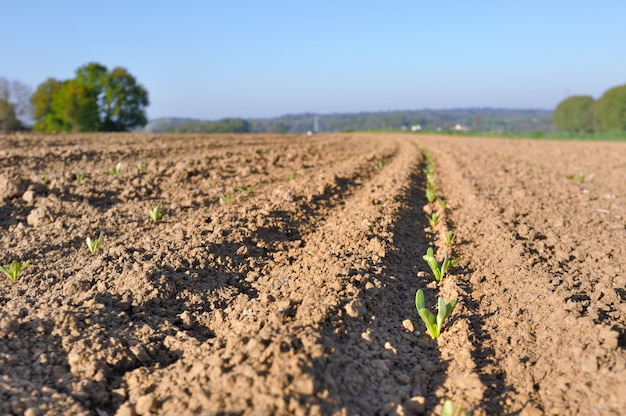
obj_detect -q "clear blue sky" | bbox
[2,1,625,120]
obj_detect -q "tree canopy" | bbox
[553,96,594,132]
[0,98,20,131]
[553,84,626,133]
[31,63,149,132]
[594,84,626,132]
[0,76,32,131]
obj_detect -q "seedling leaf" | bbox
[424,248,460,282]
[426,213,440,227]
[149,204,163,223]
[86,232,104,254]
[0,259,31,282]
[444,231,456,247]
[219,194,233,205]
[418,307,439,338]
[426,187,436,203]
[415,289,457,339]
[109,162,122,175]
[422,247,442,281]
[415,288,426,310]
[437,297,447,329]
[442,399,470,416]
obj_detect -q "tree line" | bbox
[0,62,148,132]
[147,108,554,134]
[554,84,626,133]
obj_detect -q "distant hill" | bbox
[143,108,554,134]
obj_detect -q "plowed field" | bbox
[1,133,625,415]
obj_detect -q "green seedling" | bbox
[426,213,440,227]
[439,199,448,210]
[39,176,50,186]
[287,170,307,180]
[566,173,585,183]
[137,164,147,173]
[219,194,233,205]
[426,187,437,204]
[375,160,384,170]
[415,289,456,339]
[149,204,163,223]
[75,172,85,181]
[423,247,460,282]
[0,260,31,282]
[444,230,456,247]
[109,162,122,175]
[235,185,255,193]
[86,232,104,254]
[442,399,471,416]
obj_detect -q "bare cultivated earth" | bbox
[0,133,624,415]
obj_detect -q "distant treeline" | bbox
[165,118,251,133]
[554,84,626,133]
[147,108,554,134]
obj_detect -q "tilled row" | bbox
[420,136,626,415]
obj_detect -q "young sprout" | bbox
[566,173,585,183]
[442,399,471,416]
[39,176,50,186]
[439,199,448,210]
[426,213,440,227]
[426,175,436,189]
[219,194,233,205]
[137,164,147,174]
[86,232,104,254]
[287,172,298,180]
[426,187,437,204]
[109,162,122,175]
[422,247,460,282]
[149,204,163,223]
[444,230,456,247]
[375,160,384,170]
[415,289,456,339]
[75,172,86,181]
[0,260,31,282]
[235,185,255,193]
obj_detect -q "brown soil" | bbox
[0,133,625,416]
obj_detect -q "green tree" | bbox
[31,63,149,132]
[59,80,100,131]
[31,78,65,131]
[0,76,32,130]
[101,67,149,131]
[594,84,626,132]
[0,98,20,131]
[553,95,595,132]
